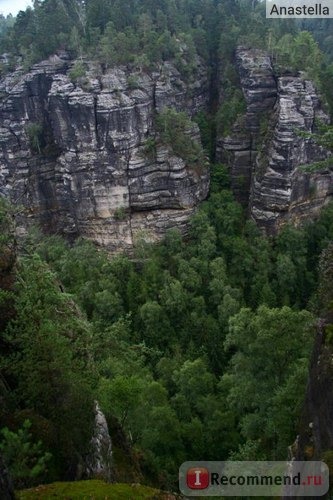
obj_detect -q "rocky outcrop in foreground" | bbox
[0,55,209,251]
[291,244,333,477]
[86,402,113,482]
[218,47,333,232]
[294,321,333,461]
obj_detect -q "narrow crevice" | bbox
[125,150,134,247]
[152,78,157,112]
[204,4,223,163]
[207,50,220,162]
[8,127,21,148]
[93,94,99,147]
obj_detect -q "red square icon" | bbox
[187,467,209,490]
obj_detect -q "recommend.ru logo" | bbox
[179,461,329,496]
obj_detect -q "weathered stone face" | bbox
[235,48,277,132]
[293,320,333,463]
[252,76,332,231]
[217,47,333,232]
[0,55,209,252]
[216,48,278,205]
[2,48,331,244]
[86,401,113,482]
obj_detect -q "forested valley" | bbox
[0,0,333,497]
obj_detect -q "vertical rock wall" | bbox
[86,402,113,482]
[217,47,333,232]
[0,54,209,252]
[1,48,332,244]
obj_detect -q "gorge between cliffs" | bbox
[1,2,333,497]
[0,46,332,251]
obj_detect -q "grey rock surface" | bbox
[86,401,113,482]
[0,54,209,251]
[252,76,332,231]
[217,47,333,231]
[217,48,277,205]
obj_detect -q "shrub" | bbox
[25,123,43,154]
[114,207,127,221]
[127,75,139,90]
[156,108,207,169]
[68,61,86,83]
[0,420,51,489]
[142,137,156,158]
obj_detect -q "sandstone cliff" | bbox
[288,243,333,493]
[1,48,332,247]
[0,54,209,251]
[217,47,333,232]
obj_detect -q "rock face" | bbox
[217,48,278,205]
[294,321,333,461]
[217,47,333,232]
[0,54,209,251]
[1,48,331,243]
[290,244,333,480]
[285,319,333,500]
[86,401,113,481]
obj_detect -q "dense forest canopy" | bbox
[0,0,333,495]
[0,0,332,116]
[1,178,333,489]
[0,0,331,72]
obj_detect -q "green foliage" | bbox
[210,164,231,192]
[223,306,314,458]
[1,1,333,490]
[272,31,323,84]
[324,324,333,346]
[113,207,127,221]
[216,89,246,136]
[1,253,95,477]
[2,193,333,490]
[229,440,266,461]
[298,123,333,172]
[194,111,215,160]
[0,198,15,337]
[0,14,15,37]
[127,75,139,90]
[292,31,322,77]
[318,62,333,117]
[0,420,51,489]
[156,108,207,169]
[142,137,157,159]
[0,197,13,247]
[17,480,170,499]
[68,61,86,83]
[0,0,330,121]
[300,122,333,147]
[25,123,43,154]
[316,242,333,315]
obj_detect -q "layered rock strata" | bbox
[217,47,333,232]
[0,54,209,251]
[217,48,277,205]
[252,76,332,231]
